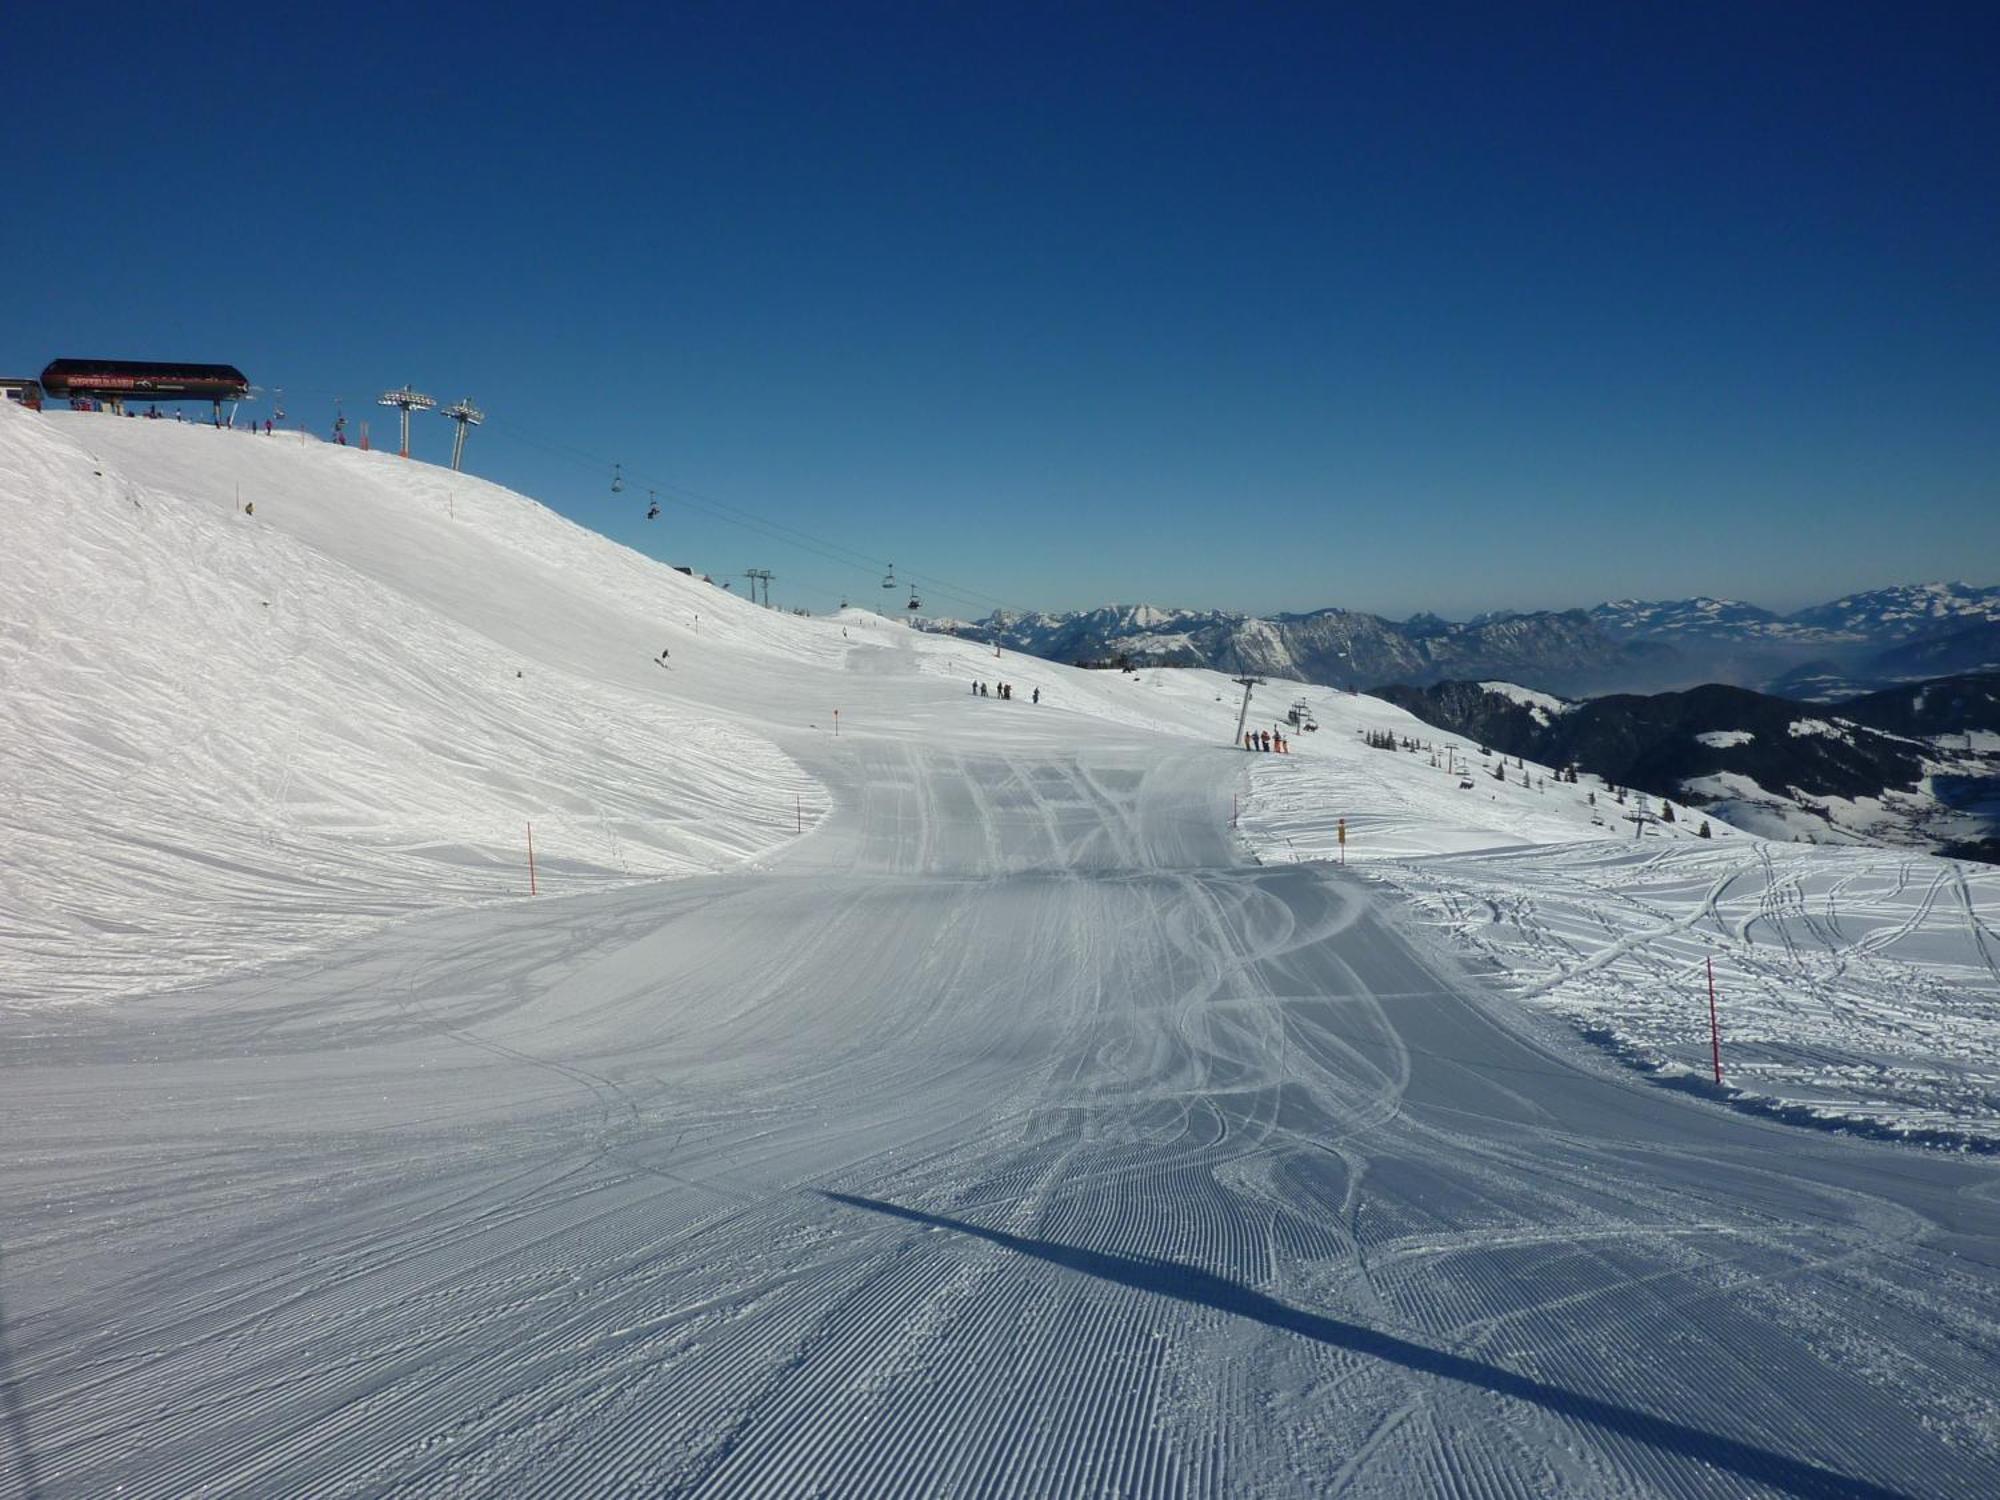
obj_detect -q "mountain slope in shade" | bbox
[1374,677,2000,856]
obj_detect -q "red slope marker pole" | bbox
[527,821,538,897]
[1707,955,1722,1085]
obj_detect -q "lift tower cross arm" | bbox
[377,386,436,459]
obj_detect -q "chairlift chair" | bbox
[611,463,624,494]
[882,563,897,590]
[907,590,921,610]
[645,488,659,520]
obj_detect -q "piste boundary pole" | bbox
[1707,955,1722,1084]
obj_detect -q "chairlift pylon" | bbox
[611,463,624,494]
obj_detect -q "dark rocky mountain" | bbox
[1372,677,1999,860]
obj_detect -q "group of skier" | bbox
[1244,728,1289,753]
[974,680,1037,704]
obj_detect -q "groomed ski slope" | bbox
[1238,707,2000,1148]
[4,407,2000,1498]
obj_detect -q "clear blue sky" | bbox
[6,2,1995,621]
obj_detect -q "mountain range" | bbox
[927,582,2000,699]
[1373,672,2000,862]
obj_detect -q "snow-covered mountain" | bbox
[1588,596,1788,641]
[934,582,2000,699]
[1788,581,2000,640]
[1593,584,2000,645]
[927,603,1670,695]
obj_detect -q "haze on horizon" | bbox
[5,3,1995,621]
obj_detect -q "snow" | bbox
[1695,729,1755,748]
[1477,680,1570,725]
[5,404,2000,1498]
[0,407,823,1005]
[1789,717,1849,739]
[1237,708,2000,1147]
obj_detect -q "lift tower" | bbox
[377,385,436,459]
[1231,675,1265,749]
[440,398,483,472]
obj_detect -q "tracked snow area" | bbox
[1238,689,2000,1147]
[4,408,2000,1498]
[0,406,822,1005]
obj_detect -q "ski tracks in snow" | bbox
[5,737,2000,1495]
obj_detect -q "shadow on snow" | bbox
[824,1192,1910,1500]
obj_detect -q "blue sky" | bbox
[5,2,1995,620]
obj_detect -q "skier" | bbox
[1031,687,1039,705]
[1244,731,1256,751]
[646,502,660,520]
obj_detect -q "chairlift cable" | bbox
[476,415,1027,616]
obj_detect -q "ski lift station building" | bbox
[40,357,249,417]
[1,376,44,409]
